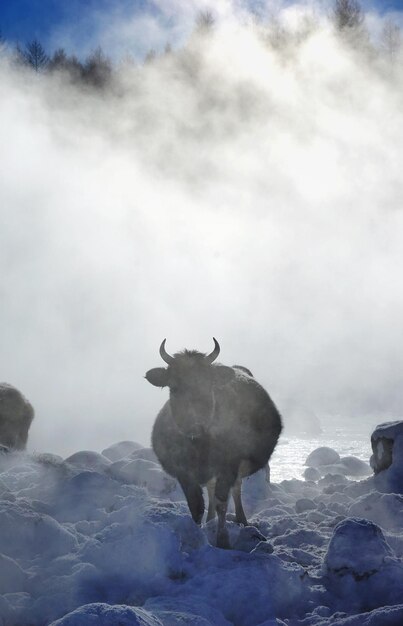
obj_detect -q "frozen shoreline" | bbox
[0,430,402,626]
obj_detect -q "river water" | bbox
[269,417,378,482]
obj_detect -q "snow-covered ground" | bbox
[1,424,403,626]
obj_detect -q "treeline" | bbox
[0,0,402,90]
[10,42,113,88]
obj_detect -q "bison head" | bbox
[145,338,235,438]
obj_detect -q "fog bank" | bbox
[1,10,403,455]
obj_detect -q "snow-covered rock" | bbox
[324,517,403,611]
[241,466,271,512]
[232,526,268,552]
[102,441,144,462]
[318,473,348,487]
[370,422,403,472]
[295,498,317,513]
[174,547,308,625]
[129,447,159,463]
[370,421,403,493]
[348,492,403,532]
[303,467,321,482]
[312,604,403,625]
[64,451,111,471]
[108,458,177,495]
[339,456,371,477]
[324,517,393,575]
[0,499,78,559]
[49,603,163,626]
[0,553,27,594]
[143,596,232,626]
[305,447,340,468]
[273,527,326,549]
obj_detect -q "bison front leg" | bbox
[214,469,238,549]
[178,476,205,525]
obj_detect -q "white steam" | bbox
[1,7,403,455]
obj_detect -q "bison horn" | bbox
[159,339,174,365]
[206,337,220,363]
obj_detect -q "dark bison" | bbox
[146,338,282,548]
[0,383,35,450]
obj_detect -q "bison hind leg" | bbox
[232,476,248,526]
[206,478,216,522]
[214,466,240,549]
[232,459,262,526]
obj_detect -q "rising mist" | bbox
[1,4,403,455]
